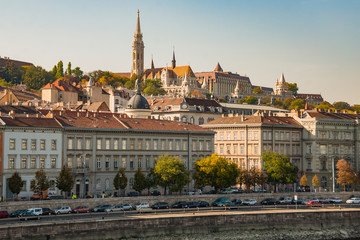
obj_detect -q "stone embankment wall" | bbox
[1,210,360,239]
[0,191,356,213]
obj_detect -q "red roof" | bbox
[0,116,62,128]
[204,115,301,126]
[306,111,360,120]
[42,79,80,93]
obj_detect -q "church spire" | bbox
[151,55,154,69]
[172,47,176,69]
[136,9,141,34]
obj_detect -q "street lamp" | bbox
[83,155,86,198]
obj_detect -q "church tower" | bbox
[131,10,144,77]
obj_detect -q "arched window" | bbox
[115,99,119,105]
[198,117,204,125]
[190,117,195,124]
[96,179,101,190]
[181,116,187,122]
[105,179,110,191]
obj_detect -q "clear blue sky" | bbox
[1,0,359,104]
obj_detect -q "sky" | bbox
[1,0,359,104]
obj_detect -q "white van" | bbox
[27,208,43,216]
[135,202,150,210]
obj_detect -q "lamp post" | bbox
[332,157,335,192]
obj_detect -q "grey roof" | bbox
[127,94,150,109]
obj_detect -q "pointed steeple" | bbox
[214,62,223,72]
[136,9,141,34]
[280,73,285,84]
[151,55,154,69]
[182,73,188,86]
[234,80,239,94]
[201,76,208,89]
[304,101,309,110]
[172,47,176,69]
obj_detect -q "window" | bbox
[68,138,73,149]
[122,156,126,168]
[130,139,135,150]
[292,132,296,141]
[105,157,110,169]
[227,132,231,140]
[275,132,279,140]
[181,116,187,122]
[240,145,244,154]
[280,132,284,141]
[254,132,258,141]
[97,157,101,169]
[51,157,56,168]
[233,132,237,140]
[219,145,223,154]
[220,132,224,140]
[198,117,204,125]
[306,144,312,154]
[9,157,15,169]
[30,157,36,168]
[113,139,119,150]
[77,139,82,149]
[40,157,45,169]
[320,145,327,155]
[138,156,142,169]
[122,139,127,149]
[286,132,290,141]
[21,156,27,168]
[263,132,267,141]
[254,145,258,154]
[9,139,15,150]
[226,145,231,154]
[76,156,82,168]
[138,139,143,150]
[161,140,165,150]
[192,141,197,151]
[114,157,118,169]
[85,138,91,149]
[183,140,187,150]
[168,140,173,150]
[67,157,72,168]
[248,132,252,140]
[240,132,244,141]
[154,140,158,150]
[22,139,27,150]
[31,139,36,150]
[307,159,311,170]
[105,139,110,150]
[176,140,180,150]
[97,139,102,150]
[206,141,210,151]
[268,132,272,140]
[130,157,134,169]
[146,156,150,169]
[199,141,203,151]
[190,117,195,124]
[145,139,150,150]
[115,99,119,105]
[39,139,45,150]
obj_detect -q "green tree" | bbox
[132,168,146,194]
[274,98,283,107]
[238,99,244,104]
[113,167,128,196]
[244,95,258,105]
[8,172,24,198]
[23,66,55,90]
[312,174,320,191]
[286,82,298,96]
[353,105,360,112]
[145,168,159,195]
[72,67,84,79]
[154,154,190,195]
[289,99,306,109]
[56,61,64,79]
[66,62,72,75]
[300,174,308,187]
[336,159,359,191]
[125,78,136,90]
[0,77,15,87]
[333,101,351,111]
[262,151,298,190]
[143,78,166,96]
[30,170,50,199]
[317,101,333,110]
[51,65,57,76]
[283,97,294,109]
[88,70,104,84]
[253,87,263,94]
[56,166,74,198]
[194,154,239,192]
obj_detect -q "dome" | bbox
[127,93,150,109]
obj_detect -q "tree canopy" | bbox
[336,159,359,191]
[113,167,128,195]
[23,66,55,90]
[333,101,351,111]
[56,166,74,196]
[154,154,190,195]
[244,95,258,105]
[194,154,239,192]
[312,174,320,189]
[8,172,24,197]
[262,151,298,186]
[289,99,306,110]
[132,168,146,194]
[253,87,263,94]
[30,170,50,196]
[300,174,308,187]
[282,98,293,109]
[286,82,298,96]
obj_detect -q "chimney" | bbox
[9,110,15,119]
[240,115,244,122]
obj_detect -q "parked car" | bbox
[172,201,189,208]
[54,206,72,214]
[232,199,243,206]
[205,190,217,195]
[302,198,319,205]
[151,190,161,196]
[197,201,210,207]
[72,206,90,213]
[330,197,343,203]
[346,198,360,204]
[277,197,292,205]
[223,201,236,208]
[41,208,54,215]
[0,211,9,218]
[187,202,200,208]
[152,202,169,209]
[188,189,202,195]
[91,205,104,212]
[116,203,133,211]
[18,211,40,221]
[127,191,139,197]
[318,197,330,204]
[99,205,114,212]
[27,208,43,216]
[212,198,230,207]
[242,199,257,206]
[261,198,277,205]
[306,200,322,207]
[291,198,303,205]
[135,202,150,210]
[10,209,27,217]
